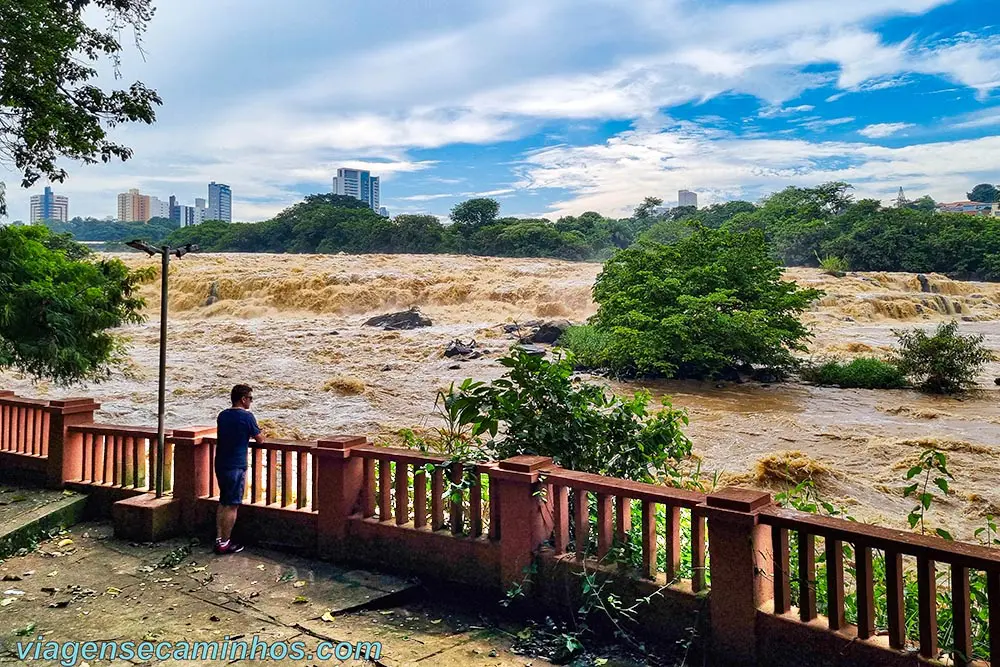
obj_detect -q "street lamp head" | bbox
[126,239,157,256]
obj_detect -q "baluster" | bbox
[855,546,875,639]
[597,493,613,559]
[431,466,444,530]
[282,450,293,507]
[917,557,938,659]
[80,432,90,483]
[0,404,7,451]
[553,485,569,554]
[988,569,1000,666]
[394,461,409,526]
[131,436,140,488]
[102,435,112,484]
[413,466,427,528]
[120,435,129,487]
[826,538,845,631]
[641,500,657,579]
[92,433,103,483]
[573,489,589,559]
[31,409,41,455]
[469,471,483,537]
[297,451,308,509]
[772,527,791,614]
[615,496,631,546]
[266,449,277,505]
[362,457,376,518]
[112,435,121,486]
[665,505,681,582]
[798,532,817,622]
[692,511,707,593]
[250,447,261,503]
[16,406,24,453]
[449,463,463,535]
[378,457,391,521]
[952,565,972,667]
[207,443,216,496]
[40,412,50,457]
[488,473,500,540]
[886,550,906,649]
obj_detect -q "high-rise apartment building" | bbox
[148,196,171,220]
[208,182,232,222]
[29,186,69,223]
[678,190,698,208]
[117,188,151,222]
[332,168,380,212]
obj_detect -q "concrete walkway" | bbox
[0,521,556,667]
[0,487,86,559]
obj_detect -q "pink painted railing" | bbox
[350,444,499,540]
[544,467,709,592]
[760,507,1000,666]
[202,436,317,511]
[69,424,170,492]
[0,394,51,457]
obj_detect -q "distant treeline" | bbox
[39,184,1000,279]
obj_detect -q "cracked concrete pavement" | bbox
[0,521,554,667]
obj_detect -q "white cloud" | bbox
[796,117,857,132]
[759,104,816,118]
[859,122,914,138]
[517,123,1000,218]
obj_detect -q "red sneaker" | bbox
[214,540,244,555]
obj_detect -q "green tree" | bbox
[0,225,150,384]
[967,184,999,203]
[0,0,161,215]
[906,195,937,212]
[632,196,663,221]
[450,198,500,231]
[586,226,822,378]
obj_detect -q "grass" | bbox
[556,325,615,370]
[800,357,908,389]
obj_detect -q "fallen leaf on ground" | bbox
[105,587,122,597]
[321,611,335,622]
[256,564,265,570]
[57,539,73,548]
[190,566,207,572]
[1,598,15,606]
[47,571,58,577]
[293,580,306,588]
[430,619,442,624]
[293,596,308,604]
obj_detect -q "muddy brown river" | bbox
[4,253,999,541]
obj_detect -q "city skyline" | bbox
[0,0,998,222]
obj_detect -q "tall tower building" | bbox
[332,168,380,212]
[208,182,232,222]
[678,190,698,208]
[29,186,69,223]
[117,188,151,222]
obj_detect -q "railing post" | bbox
[315,436,367,559]
[171,426,216,528]
[44,398,100,488]
[703,488,774,667]
[494,456,554,590]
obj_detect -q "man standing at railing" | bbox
[214,384,264,554]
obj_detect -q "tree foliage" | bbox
[445,349,693,483]
[584,226,822,379]
[968,184,999,203]
[892,321,994,394]
[0,225,150,384]
[0,0,162,214]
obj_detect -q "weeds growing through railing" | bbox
[773,450,994,662]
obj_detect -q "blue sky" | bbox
[2,0,999,222]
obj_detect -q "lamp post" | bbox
[126,240,199,498]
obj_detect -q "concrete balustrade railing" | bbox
[1,388,998,666]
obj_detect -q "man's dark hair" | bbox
[231,384,252,405]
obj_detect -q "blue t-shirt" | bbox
[215,408,260,470]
